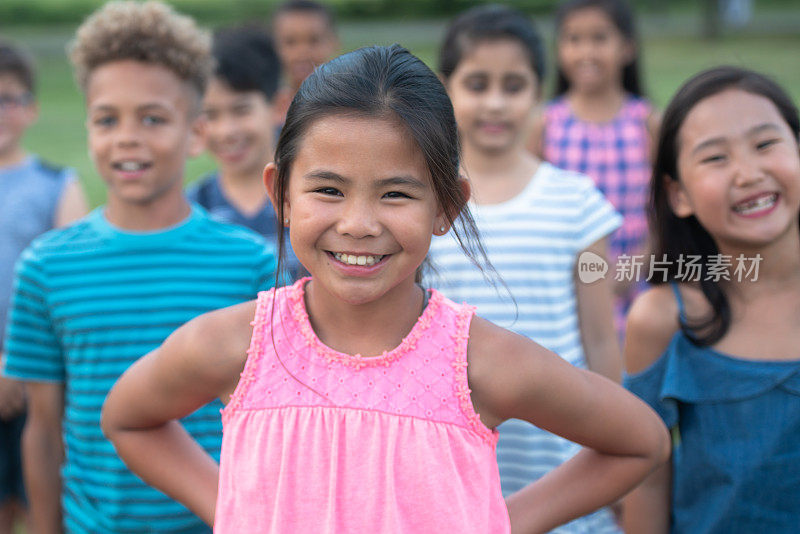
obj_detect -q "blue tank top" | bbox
[624,283,800,533]
[0,156,73,346]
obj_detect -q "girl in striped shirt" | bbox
[430,4,625,533]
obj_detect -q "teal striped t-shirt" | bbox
[3,205,277,533]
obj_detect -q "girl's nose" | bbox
[484,87,506,111]
[733,155,766,188]
[336,199,381,238]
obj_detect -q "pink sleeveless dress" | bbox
[214,278,510,533]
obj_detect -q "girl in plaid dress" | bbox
[529,0,660,339]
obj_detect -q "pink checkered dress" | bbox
[543,95,653,335]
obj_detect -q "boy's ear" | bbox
[665,176,693,218]
[187,115,206,158]
[434,176,471,236]
[263,162,289,226]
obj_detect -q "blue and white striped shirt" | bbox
[3,205,276,533]
[426,162,622,534]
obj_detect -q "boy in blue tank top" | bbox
[187,26,303,280]
[0,39,88,532]
[2,3,277,533]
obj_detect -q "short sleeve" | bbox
[253,242,279,293]
[623,353,678,429]
[574,178,622,252]
[3,247,64,382]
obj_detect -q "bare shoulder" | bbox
[467,315,550,373]
[467,315,556,427]
[624,285,680,374]
[162,299,258,393]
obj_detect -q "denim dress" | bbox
[624,283,800,534]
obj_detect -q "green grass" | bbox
[6,15,800,208]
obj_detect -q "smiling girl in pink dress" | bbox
[101,44,668,533]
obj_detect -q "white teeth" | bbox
[118,161,145,171]
[333,252,383,266]
[734,193,777,215]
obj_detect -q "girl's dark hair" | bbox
[554,0,643,97]
[212,26,280,101]
[651,66,800,345]
[272,44,487,283]
[438,4,546,86]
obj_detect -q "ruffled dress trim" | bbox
[222,289,274,422]
[625,331,800,430]
[662,335,800,402]
[450,303,498,445]
[287,277,440,370]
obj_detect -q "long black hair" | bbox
[554,0,644,97]
[271,43,488,283]
[651,66,800,345]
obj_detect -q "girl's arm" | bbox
[467,315,670,534]
[101,301,256,525]
[621,286,681,534]
[575,237,622,382]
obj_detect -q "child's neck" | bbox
[0,146,27,168]
[567,85,626,123]
[303,278,425,357]
[461,143,540,205]
[218,168,270,216]
[719,229,800,295]
[709,231,800,361]
[105,188,192,232]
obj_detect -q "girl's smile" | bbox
[731,192,780,218]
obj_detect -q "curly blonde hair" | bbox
[69,1,212,103]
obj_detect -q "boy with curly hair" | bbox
[2,2,276,532]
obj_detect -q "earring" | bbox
[284,218,289,225]
[439,225,446,233]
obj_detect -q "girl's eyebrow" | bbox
[376,176,428,191]
[691,123,783,155]
[303,170,346,183]
[303,170,427,191]
[746,122,783,136]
